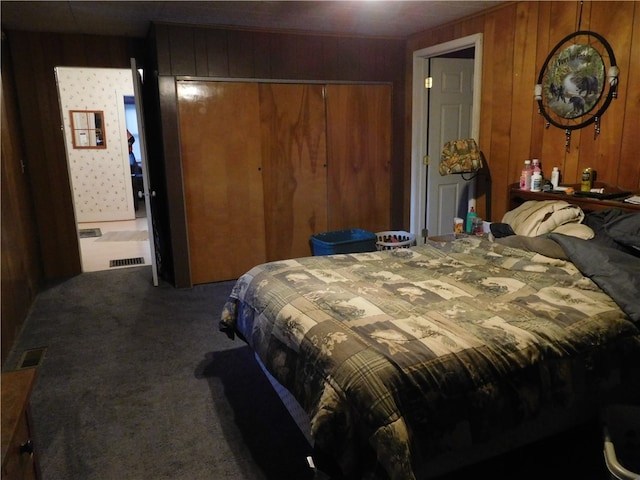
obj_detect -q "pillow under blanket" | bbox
[502,200,589,237]
[494,234,569,260]
[583,208,640,257]
[550,233,640,323]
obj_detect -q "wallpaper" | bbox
[56,67,135,222]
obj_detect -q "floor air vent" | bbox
[18,347,47,369]
[79,228,102,238]
[110,257,145,267]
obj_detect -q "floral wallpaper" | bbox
[56,67,135,222]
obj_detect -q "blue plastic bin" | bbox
[311,229,377,256]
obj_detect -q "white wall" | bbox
[56,67,135,222]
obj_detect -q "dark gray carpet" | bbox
[3,266,315,480]
[3,266,613,480]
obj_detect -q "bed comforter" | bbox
[220,235,640,479]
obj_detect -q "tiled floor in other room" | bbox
[78,212,151,273]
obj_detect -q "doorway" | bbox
[410,34,483,241]
[55,67,151,272]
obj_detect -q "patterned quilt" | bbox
[220,236,640,479]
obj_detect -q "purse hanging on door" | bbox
[439,138,483,175]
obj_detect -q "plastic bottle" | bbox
[531,170,542,192]
[520,160,532,190]
[465,206,478,234]
[551,167,560,189]
[532,158,542,176]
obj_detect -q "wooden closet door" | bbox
[325,84,392,233]
[177,81,266,284]
[258,83,328,260]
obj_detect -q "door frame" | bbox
[410,33,483,243]
[55,66,156,279]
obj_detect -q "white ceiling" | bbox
[1,1,506,39]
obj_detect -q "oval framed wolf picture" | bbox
[537,30,617,131]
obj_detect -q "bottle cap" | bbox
[524,160,531,164]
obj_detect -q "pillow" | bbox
[502,200,585,236]
[552,223,595,240]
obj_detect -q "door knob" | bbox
[20,440,33,454]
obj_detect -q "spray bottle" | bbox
[466,206,478,234]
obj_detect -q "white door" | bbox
[426,57,474,236]
[410,34,483,243]
[131,58,159,286]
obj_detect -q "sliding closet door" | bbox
[177,81,266,284]
[325,84,392,233]
[258,83,328,260]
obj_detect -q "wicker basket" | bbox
[375,231,416,251]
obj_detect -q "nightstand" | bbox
[1,368,40,480]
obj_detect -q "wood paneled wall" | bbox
[150,24,406,287]
[1,36,43,366]
[406,1,640,223]
[5,31,143,279]
[5,1,638,293]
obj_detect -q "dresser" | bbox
[1,368,40,480]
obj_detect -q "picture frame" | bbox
[536,31,617,132]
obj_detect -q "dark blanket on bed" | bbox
[550,233,640,322]
[220,236,640,479]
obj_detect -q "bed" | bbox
[220,205,640,479]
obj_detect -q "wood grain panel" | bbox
[326,84,391,232]
[152,24,172,74]
[1,41,42,366]
[227,30,256,78]
[335,37,375,81]
[204,29,229,77]
[259,84,328,260]
[539,1,581,182]
[585,2,635,186]
[168,26,196,75]
[296,35,330,80]
[178,81,266,284]
[16,33,79,279]
[509,2,539,200]
[478,13,497,217]
[252,32,274,79]
[193,28,210,77]
[484,6,516,221]
[530,1,552,176]
[618,2,640,190]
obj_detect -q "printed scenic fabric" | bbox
[220,236,640,479]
